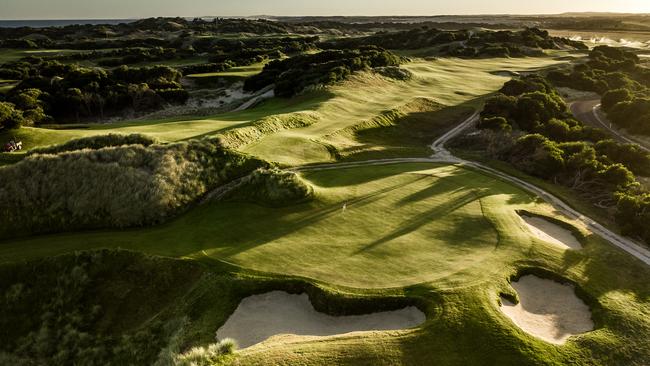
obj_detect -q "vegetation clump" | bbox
[324,27,586,57]
[28,133,158,155]
[220,168,314,206]
[0,250,203,366]
[243,47,403,97]
[1,61,188,123]
[174,338,237,366]
[215,112,320,149]
[0,137,268,236]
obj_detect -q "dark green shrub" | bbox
[29,133,158,155]
[0,101,25,130]
[478,116,511,132]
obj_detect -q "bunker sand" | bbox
[216,291,426,348]
[500,275,594,345]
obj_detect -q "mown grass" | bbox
[187,63,266,80]
[1,162,648,365]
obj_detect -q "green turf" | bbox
[187,63,266,79]
[1,162,649,365]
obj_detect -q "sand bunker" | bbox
[216,291,425,348]
[500,275,594,345]
[521,215,582,250]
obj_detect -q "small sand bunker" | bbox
[521,215,582,250]
[216,291,425,348]
[500,275,594,345]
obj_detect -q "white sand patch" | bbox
[521,215,582,250]
[500,275,594,345]
[216,291,425,348]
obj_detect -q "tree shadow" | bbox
[357,188,490,253]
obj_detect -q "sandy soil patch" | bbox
[216,291,425,348]
[500,275,594,345]
[521,215,582,250]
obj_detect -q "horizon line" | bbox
[1,11,649,22]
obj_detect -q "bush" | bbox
[0,101,25,130]
[174,338,237,366]
[219,168,314,207]
[29,133,158,155]
[616,192,650,243]
[478,116,511,132]
[507,134,565,178]
[602,88,633,111]
[244,47,403,97]
[0,138,268,236]
[0,250,203,366]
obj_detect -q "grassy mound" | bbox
[218,168,314,207]
[0,139,267,237]
[215,112,320,150]
[28,133,158,155]
[321,98,473,160]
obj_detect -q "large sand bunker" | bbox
[500,275,594,345]
[521,215,582,250]
[216,291,426,348]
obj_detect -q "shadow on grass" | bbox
[358,188,491,253]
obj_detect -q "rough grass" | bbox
[217,168,314,207]
[215,112,320,150]
[0,138,268,237]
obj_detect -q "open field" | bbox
[2,162,648,364]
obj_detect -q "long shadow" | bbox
[395,168,480,206]
[216,174,435,258]
[304,162,439,188]
[357,188,490,253]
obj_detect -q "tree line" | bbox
[549,45,650,136]
[475,75,650,244]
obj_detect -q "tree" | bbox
[508,134,564,178]
[0,102,25,130]
[514,91,566,130]
[602,88,633,111]
[479,116,511,132]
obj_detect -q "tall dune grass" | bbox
[0,137,268,236]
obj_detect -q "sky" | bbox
[1,0,650,20]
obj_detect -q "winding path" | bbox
[296,112,650,266]
[570,99,650,152]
